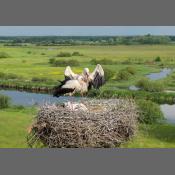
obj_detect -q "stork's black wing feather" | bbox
[57,77,71,88]
[53,77,72,97]
[53,87,75,97]
[90,64,105,89]
[93,72,105,89]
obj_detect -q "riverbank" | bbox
[122,123,175,148]
[0,81,54,93]
[0,107,35,148]
[87,89,175,104]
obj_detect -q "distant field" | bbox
[1,44,175,79]
[1,44,175,90]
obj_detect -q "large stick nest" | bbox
[27,99,138,148]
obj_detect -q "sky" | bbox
[0,26,175,36]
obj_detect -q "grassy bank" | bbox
[87,89,175,104]
[122,124,175,148]
[0,107,35,148]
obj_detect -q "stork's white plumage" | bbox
[53,64,105,97]
[64,66,79,80]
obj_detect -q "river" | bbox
[129,68,173,91]
[0,68,175,123]
[160,104,175,124]
[0,89,83,106]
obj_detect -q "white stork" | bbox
[53,64,105,97]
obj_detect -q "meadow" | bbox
[0,107,35,148]
[1,44,175,90]
[1,43,175,148]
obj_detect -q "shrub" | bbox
[90,58,115,65]
[125,66,136,75]
[90,58,98,65]
[67,60,80,66]
[136,78,149,88]
[155,56,161,62]
[22,60,27,63]
[99,59,111,65]
[31,77,50,82]
[103,68,115,81]
[116,67,136,81]
[56,52,72,57]
[0,72,22,80]
[136,78,164,92]
[27,51,32,54]
[136,99,164,124]
[72,51,83,56]
[0,72,5,78]
[0,52,10,58]
[53,59,80,67]
[116,69,131,80]
[49,58,56,64]
[121,59,132,65]
[6,73,19,79]
[0,95,10,109]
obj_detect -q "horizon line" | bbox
[0,34,173,37]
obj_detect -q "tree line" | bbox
[0,34,174,45]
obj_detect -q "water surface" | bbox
[0,89,83,106]
[128,85,141,91]
[161,104,175,124]
[146,68,172,80]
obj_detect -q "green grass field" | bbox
[1,44,163,79]
[1,44,175,90]
[122,124,175,148]
[0,107,35,148]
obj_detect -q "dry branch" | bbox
[28,99,138,148]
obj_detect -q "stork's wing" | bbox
[64,66,78,80]
[90,64,105,89]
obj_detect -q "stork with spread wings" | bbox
[53,64,105,97]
